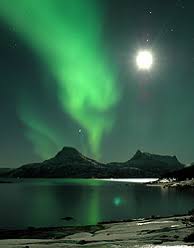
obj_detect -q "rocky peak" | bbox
[44,147,82,164]
[131,150,145,160]
[56,147,80,158]
[130,150,183,169]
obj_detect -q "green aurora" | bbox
[19,103,65,159]
[0,0,119,158]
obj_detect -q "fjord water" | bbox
[0,179,194,229]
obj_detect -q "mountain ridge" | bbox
[2,147,184,178]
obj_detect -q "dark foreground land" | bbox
[0,215,194,247]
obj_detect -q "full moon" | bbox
[136,50,153,70]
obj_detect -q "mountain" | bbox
[127,150,183,170]
[4,148,184,178]
[162,164,194,180]
[7,147,105,178]
[105,150,184,178]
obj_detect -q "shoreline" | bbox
[0,214,194,247]
[147,179,194,189]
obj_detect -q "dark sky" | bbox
[0,0,194,167]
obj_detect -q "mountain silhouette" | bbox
[4,147,184,178]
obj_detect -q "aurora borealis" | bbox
[0,0,118,159]
[1,0,194,166]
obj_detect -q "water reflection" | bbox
[0,179,193,229]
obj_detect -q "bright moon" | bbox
[136,50,153,70]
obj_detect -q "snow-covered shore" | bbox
[0,215,193,247]
[147,179,194,189]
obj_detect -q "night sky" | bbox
[0,0,194,167]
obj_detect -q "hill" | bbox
[0,168,12,176]
[162,164,194,180]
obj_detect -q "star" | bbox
[10,42,17,48]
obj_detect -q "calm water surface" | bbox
[0,178,193,229]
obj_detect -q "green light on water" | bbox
[113,197,122,206]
